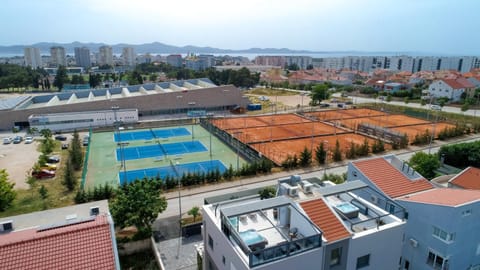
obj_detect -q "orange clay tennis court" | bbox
[339,114,430,130]
[211,114,310,130]
[250,133,389,165]
[305,108,386,120]
[228,122,348,143]
[391,122,456,142]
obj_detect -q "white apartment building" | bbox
[122,47,136,66]
[389,56,415,72]
[50,46,66,67]
[24,47,42,68]
[202,175,406,270]
[98,45,114,66]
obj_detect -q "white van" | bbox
[3,137,12,144]
[431,105,441,111]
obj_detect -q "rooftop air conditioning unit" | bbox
[303,185,313,194]
[409,238,418,248]
[287,186,299,197]
[0,220,13,232]
[90,206,100,216]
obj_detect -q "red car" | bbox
[32,169,55,179]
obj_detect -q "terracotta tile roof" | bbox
[397,188,480,207]
[0,214,117,270]
[352,157,434,198]
[442,78,475,89]
[300,199,351,243]
[450,167,480,190]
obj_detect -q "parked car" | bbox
[24,136,34,144]
[3,137,12,144]
[431,104,442,111]
[319,103,330,107]
[82,135,90,146]
[44,163,57,170]
[32,169,55,179]
[12,136,23,144]
[47,156,60,163]
[61,143,69,149]
[55,135,67,141]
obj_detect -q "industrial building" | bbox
[0,78,249,131]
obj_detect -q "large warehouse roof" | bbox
[14,78,216,110]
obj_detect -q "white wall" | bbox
[346,223,405,270]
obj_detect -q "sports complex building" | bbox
[0,78,248,131]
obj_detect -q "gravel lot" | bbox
[0,133,42,189]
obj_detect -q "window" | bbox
[432,226,455,243]
[356,254,370,269]
[330,247,342,266]
[462,209,472,216]
[208,234,214,251]
[426,250,448,270]
[222,255,225,265]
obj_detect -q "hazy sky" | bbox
[1,0,479,54]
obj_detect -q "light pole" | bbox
[428,108,440,154]
[323,141,329,177]
[311,120,315,153]
[169,159,182,258]
[112,106,126,183]
[233,131,243,170]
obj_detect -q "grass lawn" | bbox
[0,141,80,218]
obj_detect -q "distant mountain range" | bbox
[0,41,420,57]
[0,41,326,55]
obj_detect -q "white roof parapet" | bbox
[106,90,112,100]
[184,81,201,90]
[139,87,149,95]
[45,95,59,107]
[87,92,94,101]
[168,83,183,91]
[66,93,78,104]
[121,87,131,97]
[154,85,166,92]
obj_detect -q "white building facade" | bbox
[24,47,42,68]
[28,109,138,132]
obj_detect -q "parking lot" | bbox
[0,133,42,189]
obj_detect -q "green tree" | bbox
[258,186,276,199]
[53,65,69,90]
[88,73,102,88]
[310,84,329,105]
[299,146,312,167]
[332,139,343,162]
[70,130,83,170]
[187,206,201,222]
[63,159,77,191]
[404,96,410,104]
[408,152,440,180]
[110,180,167,238]
[0,169,16,211]
[70,74,85,84]
[461,102,470,113]
[39,185,48,199]
[315,142,327,165]
[386,94,392,102]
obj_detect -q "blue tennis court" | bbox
[118,160,227,184]
[117,140,207,161]
[114,127,190,142]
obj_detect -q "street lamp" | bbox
[112,105,126,183]
[233,131,243,170]
[323,141,329,177]
[169,159,182,258]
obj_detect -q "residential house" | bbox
[448,167,480,190]
[427,78,475,102]
[396,189,480,270]
[201,175,406,270]
[0,200,120,270]
[347,155,480,270]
